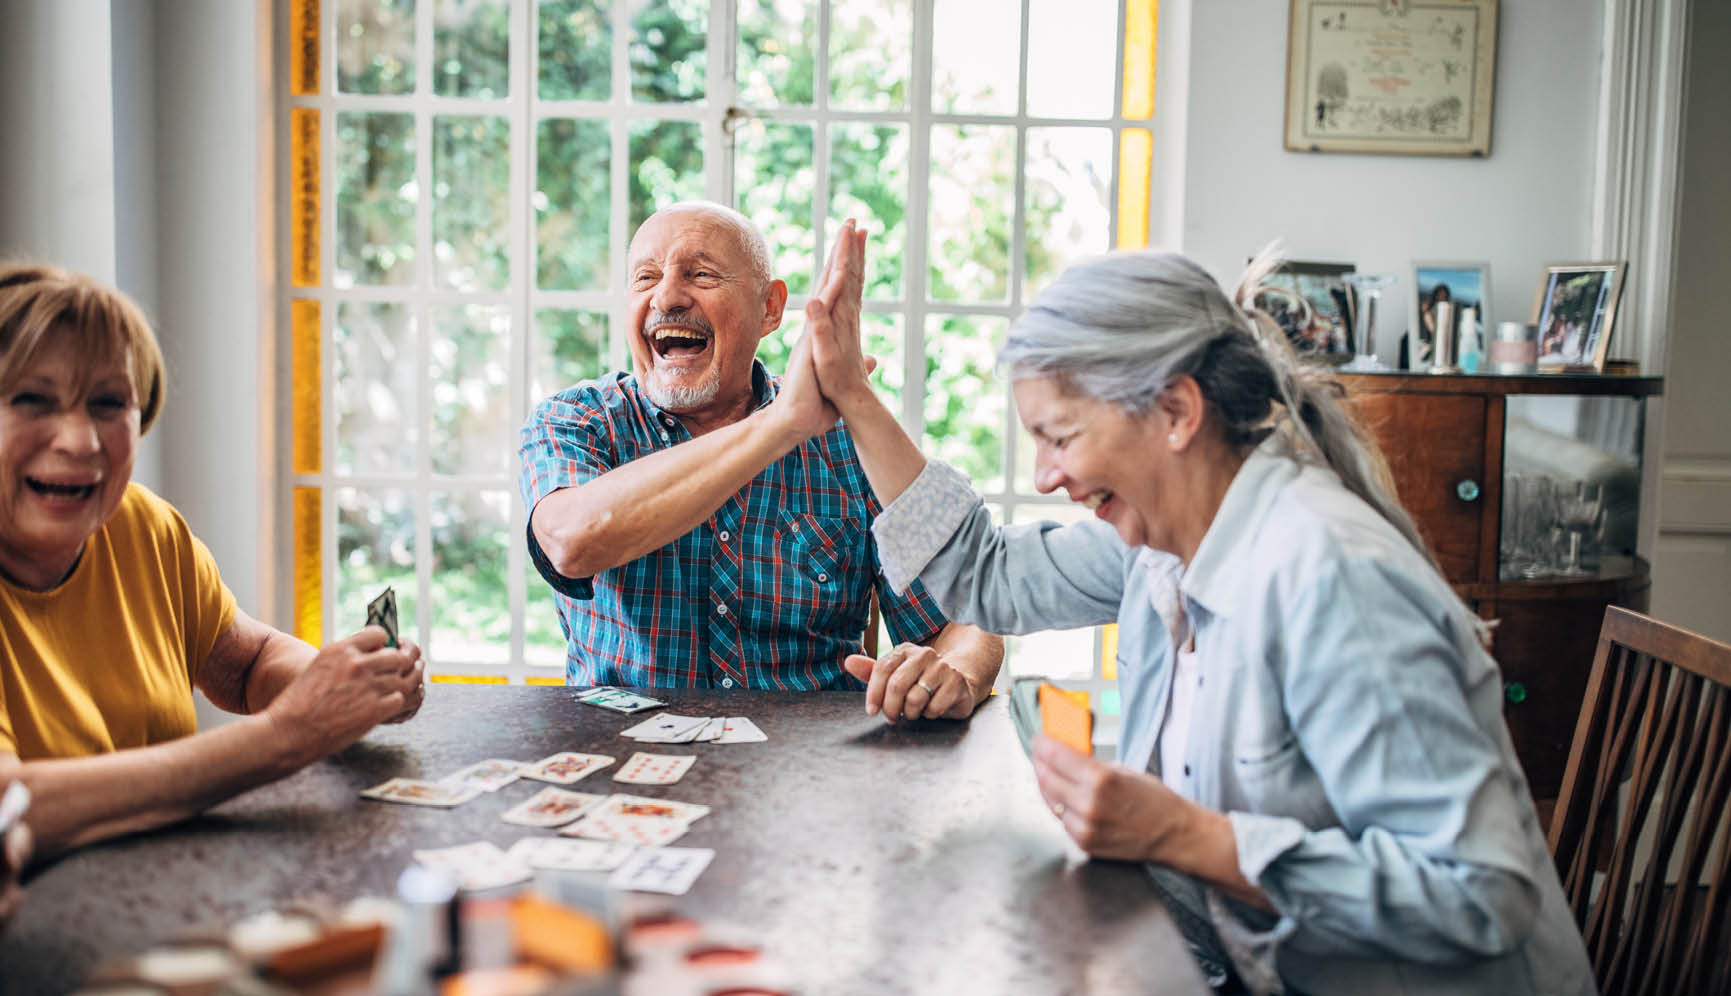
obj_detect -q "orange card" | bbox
[1038,683,1092,754]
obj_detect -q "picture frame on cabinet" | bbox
[1252,260,1357,362]
[1411,261,1490,367]
[1532,262,1626,372]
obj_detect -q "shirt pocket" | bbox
[1230,727,1336,830]
[778,509,857,587]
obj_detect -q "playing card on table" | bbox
[518,751,614,785]
[441,759,523,792]
[365,587,399,648]
[360,777,481,808]
[500,787,605,828]
[591,793,710,824]
[619,713,709,743]
[504,837,635,873]
[562,810,693,847]
[714,716,767,744]
[613,752,696,785]
[413,841,532,892]
[574,686,666,714]
[608,847,714,896]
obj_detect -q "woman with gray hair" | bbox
[802,223,1593,995]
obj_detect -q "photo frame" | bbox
[1410,261,1490,367]
[1531,262,1626,372]
[1284,0,1500,157]
[1253,260,1357,361]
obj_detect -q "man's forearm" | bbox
[929,623,1005,709]
[533,406,807,579]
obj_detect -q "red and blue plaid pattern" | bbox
[519,363,948,689]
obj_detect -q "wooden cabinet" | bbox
[1340,372,1662,800]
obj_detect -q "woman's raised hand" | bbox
[805,218,877,413]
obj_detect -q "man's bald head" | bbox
[634,201,773,289]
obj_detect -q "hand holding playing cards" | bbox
[844,642,980,723]
[264,627,427,764]
[0,782,31,929]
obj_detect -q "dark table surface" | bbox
[2,686,1210,995]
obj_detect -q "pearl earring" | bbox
[1168,432,1178,444]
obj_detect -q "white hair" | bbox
[647,200,774,287]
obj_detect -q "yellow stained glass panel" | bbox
[432,675,509,685]
[525,676,566,686]
[291,299,321,475]
[290,0,320,96]
[291,108,320,287]
[1122,0,1157,120]
[293,486,321,645]
[1100,624,1119,680]
[1116,129,1152,250]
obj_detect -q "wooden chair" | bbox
[1547,606,1731,996]
[863,587,881,659]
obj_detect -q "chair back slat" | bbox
[1547,606,1731,996]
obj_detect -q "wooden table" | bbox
[2,686,1211,995]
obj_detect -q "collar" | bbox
[1176,436,1301,623]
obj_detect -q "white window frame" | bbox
[281,0,1153,744]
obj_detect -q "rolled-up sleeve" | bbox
[1215,557,1544,973]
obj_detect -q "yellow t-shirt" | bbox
[0,483,237,759]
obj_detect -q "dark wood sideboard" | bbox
[1339,372,1662,802]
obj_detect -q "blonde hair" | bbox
[0,263,164,433]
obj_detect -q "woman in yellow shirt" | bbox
[0,263,426,861]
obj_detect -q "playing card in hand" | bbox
[366,587,399,648]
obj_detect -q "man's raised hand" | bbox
[806,218,876,413]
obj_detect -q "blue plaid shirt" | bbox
[518,361,948,689]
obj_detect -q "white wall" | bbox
[1180,0,1604,364]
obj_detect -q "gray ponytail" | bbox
[1000,247,1440,576]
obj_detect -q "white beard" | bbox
[641,362,723,412]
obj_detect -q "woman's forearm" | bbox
[836,387,929,509]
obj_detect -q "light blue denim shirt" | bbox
[873,440,1594,996]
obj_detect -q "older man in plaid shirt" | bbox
[519,202,1002,722]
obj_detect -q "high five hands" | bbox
[777,219,878,438]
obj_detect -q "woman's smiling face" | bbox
[1014,374,1176,552]
[0,337,139,590]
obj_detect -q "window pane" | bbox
[335,301,417,475]
[829,0,909,111]
[1006,504,1095,679]
[1027,0,1115,119]
[736,0,816,106]
[734,121,815,296]
[829,123,908,300]
[434,0,508,98]
[431,490,511,666]
[430,304,511,476]
[628,120,705,234]
[932,0,1020,115]
[538,0,611,100]
[1024,127,1113,298]
[532,308,610,401]
[433,115,511,292]
[336,487,417,637]
[927,125,1015,303]
[338,0,416,95]
[923,314,1006,491]
[536,119,611,290]
[336,112,417,287]
[630,0,708,103]
[525,557,569,669]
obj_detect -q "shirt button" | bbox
[659,431,670,443]
[719,530,731,542]
[817,572,829,583]
[1183,764,1192,777]
[717,604,729,617]
[721,677,734,689]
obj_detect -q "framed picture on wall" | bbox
[1410,261,1490,366]
[1253,260,1357,361]
[1532,262,1626,372]
[1284,0,1500,157]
